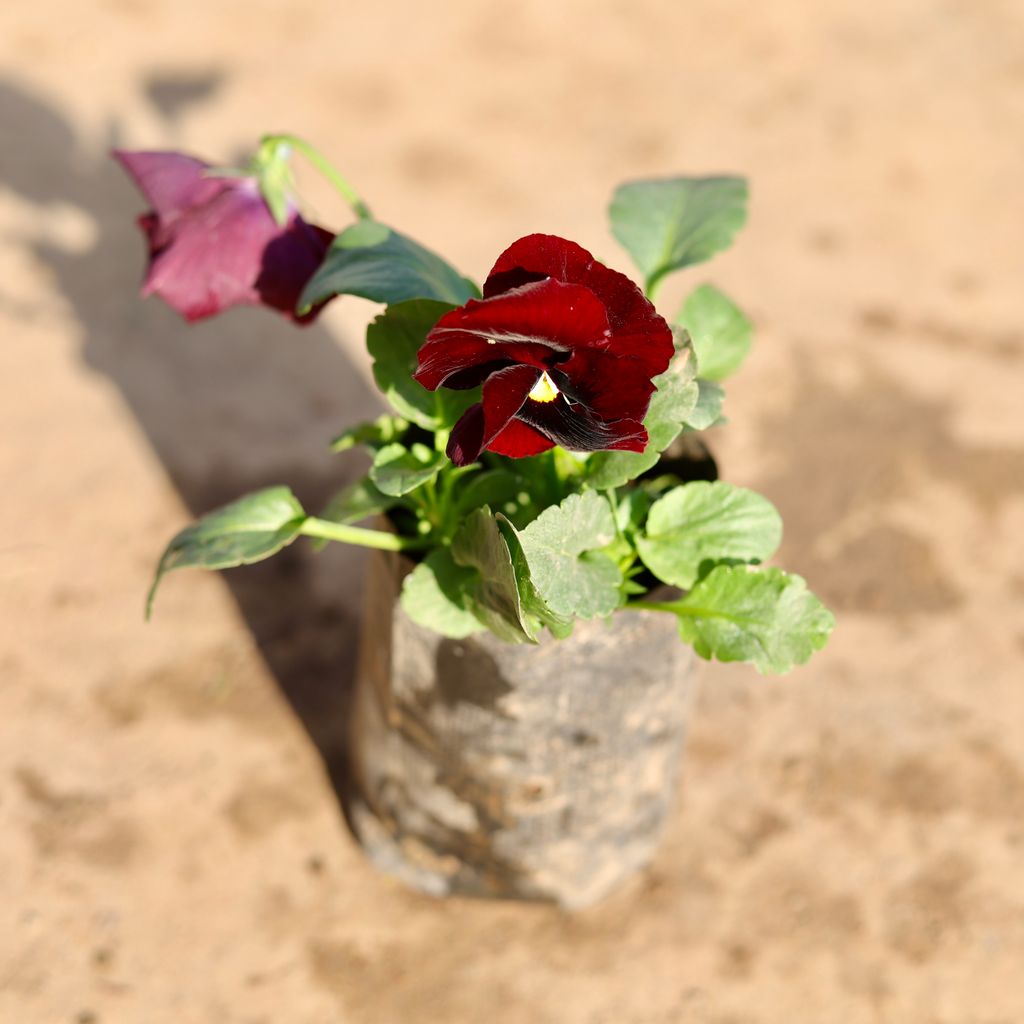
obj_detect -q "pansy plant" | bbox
[124,135,834,673]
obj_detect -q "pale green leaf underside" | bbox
[669,565,834,674]
[517,492,621,618]
[370,443,446,497]
[497,516,575,640]
[452,508,536,644]
[400,548,484,638]
[683,378,724,431]
[677,284,752,382]
[638,481,783,589]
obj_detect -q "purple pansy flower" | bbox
[113,150,334,323]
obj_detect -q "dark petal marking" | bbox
[517,397,648,454]
[440,359,514,390]
[484,234,595,299]
[480,267,547,299]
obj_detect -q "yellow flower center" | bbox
[528,371,560,403]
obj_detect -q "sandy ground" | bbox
[2,1,1023,1021]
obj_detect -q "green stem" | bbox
[436,459,468,506]
[625,600,679,614]
[418,477,442,527]
[263,133,372,220]
[299,517,427,551]
[605,488,623,537]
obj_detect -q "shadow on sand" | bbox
[1,76,379,798]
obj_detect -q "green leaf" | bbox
[369,442,446,497]
[147,486,306,618]
[496,516,575,640]
[366,300,478,430]
[637,481,782,589]
[664,566,834,674]
[671,324,693,350]
[516,492,621,618]
[586,371,699,490]
[319,477,398,525]
[330,414,407,453]
[683,378,724,431]
[453,469,525,519]
[614,488,653,536]
[452,508,537,643]
[298,220,479,312]
[609,176,748,294]
[677,284,752,381]
[400,548,484,638]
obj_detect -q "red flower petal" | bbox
[483,234,673,377]
[415,278,610,391]
[446,364,542,466]
[434,359,515,391]
[555,349,658,422]
[487,418,556,458]
[415,336,551,392]
[483,234,594,299]
[445,404,486,467]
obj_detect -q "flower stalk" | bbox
[299,517,428,552]
[262,133,372,221]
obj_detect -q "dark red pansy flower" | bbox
[113,150,334,324]
[414,234,674,466]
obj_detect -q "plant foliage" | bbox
[136,138,833,675]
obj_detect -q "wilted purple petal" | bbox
[115,149,335,324]
[113,150,223,227]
